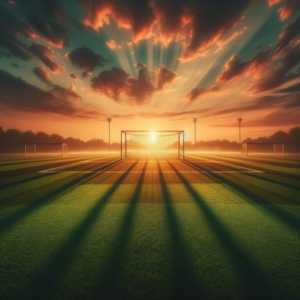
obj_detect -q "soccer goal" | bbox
[121,131,184,159]
[199,147,220,154]
[87,147,108,153]
[25,143,68,157]
[241,143,284,157]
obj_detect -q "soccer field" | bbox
[0,153,300,300]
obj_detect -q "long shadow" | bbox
[91,160,148,299]
[14,160,140,300]
[0,160,125,233]
[0,159,123,205]
[0,159,115,191]
[184,160,300,231]
[167,160,289,300]
[157,160,206,300]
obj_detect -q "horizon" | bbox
[0,0,300,143]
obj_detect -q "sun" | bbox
[150,132,157,142]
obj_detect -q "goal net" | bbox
[241,143,284,157]
[25,143,68,157]
[87,147,108,153]
[121,131,184,159]
[199,147,219,153]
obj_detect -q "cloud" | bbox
[211,109,300,127]
[217,46,273,83]
[268,0,300,21]
[91,64,178,105]
[69,73,78,80]
[29,43,65,74]
[51,84,83,100]
[186,86,221,101]
[106,40,117,49]
[202,92,300,118]
[275,15,300,54]
[65,46,107,76]
[248,42,300,93]
[11,63,20,68]
[156,65,178,90]
[76,0,258,60]
[33,67,51,82]
[275,81,300,93]
[0,69,95,118]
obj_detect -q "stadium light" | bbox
[107,118,112,148]
[237,118,242,143]
[193,118,197,149]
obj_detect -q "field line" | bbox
[38,170,264,174]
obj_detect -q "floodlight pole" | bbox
[107,118,112,149]
[193,118,197,150]
[237,118,242,143]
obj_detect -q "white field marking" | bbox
[39,170,264,174]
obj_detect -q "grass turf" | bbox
[0,153,300,300]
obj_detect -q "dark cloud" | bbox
[33,66,50,82]
[275,15,300,54]
[248,42,300,93]
[186,86,221,101]
[69,73,79,80]
[65,46,107,75]
[0,69,91,117]
[91,64,177,105]
[33,66,82,99]
[76,0,260,60]
[276,82,300,93]
[0,0,71,64]
[29,43,65,73]
[11,63,20,68]
[91,67,130,102]
[156,66,178,90]
[217,46,273,83]
[51,84,82,100]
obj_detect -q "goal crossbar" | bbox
[121,130,184,159]
[25,143,68,157]
[241,143,284,157]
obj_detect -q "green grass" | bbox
[0,153,300,300]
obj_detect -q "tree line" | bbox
[0,126,299,153]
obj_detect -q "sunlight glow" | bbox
[150,132,157,141]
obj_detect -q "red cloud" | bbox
[33,67,51,82]
[91,64,178,105]
[217,46,273,83]
[29,43,65,74]
[268,0,300,21]
[186,86,221,101]
[76,0,257,60]
[106,40,117,49]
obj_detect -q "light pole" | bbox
[107,118,112,149]
[237,118,242,143]
[193,118,197,150]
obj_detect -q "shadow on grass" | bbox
[0,160,124,233]
[91,160,148,299]
[156,160,206,300]
[13,160,140,300]
[167,160,288,300]
[0,159,114,191]
[185,160,300,231]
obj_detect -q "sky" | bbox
[0,0,300,143]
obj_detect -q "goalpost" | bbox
[121,131,184,159]
[199,147,220,154]
[25,143,68,157]
[241,143,284,157]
